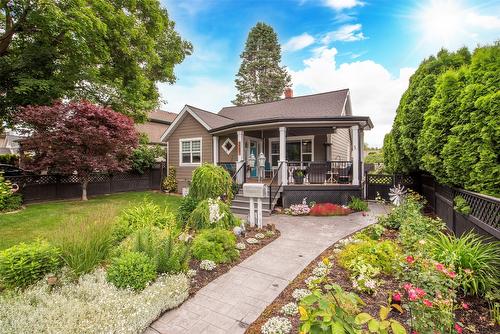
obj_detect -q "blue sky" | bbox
[158,0,500,147]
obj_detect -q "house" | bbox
[160,88,373,213]
[0,130,24,155]
[135,110,177,145]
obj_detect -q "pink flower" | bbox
[464,269,473,275]
[462,302,469,310]
[415,287,426,298]
[403,283,412,291]
[435,263,445,272]
[423,299,433,307]
[392,292,402,302]
[454,323,463,334]
[408,290,418,301]
[406,255,415,264]
[448,271,457,279]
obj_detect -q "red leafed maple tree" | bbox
[15,101,139,200]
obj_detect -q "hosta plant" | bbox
[355,305,407,334]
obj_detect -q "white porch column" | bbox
[236,130,245,184]
[212,136,219,165]
[351,125,360,186]
[279,126,288,185]
[326,133,332,161]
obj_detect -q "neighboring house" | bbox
[135,110,177,145]
[0,130,23,155]
[160,88,373,212]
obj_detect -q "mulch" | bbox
[188,224,281,297]
[246,229,499,334]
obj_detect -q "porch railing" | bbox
[269,161,284,209]
[287,161,353,184]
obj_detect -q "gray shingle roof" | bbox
[187,105,234,129]
[218,89,350,123]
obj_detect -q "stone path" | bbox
[147,203,386,334]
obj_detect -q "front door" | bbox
[249,140,258,177]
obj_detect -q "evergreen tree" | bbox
[233,22,291,105]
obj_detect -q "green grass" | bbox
[0,191,182,250]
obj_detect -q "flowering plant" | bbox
[199,260,216,271]
[281,302,299,316]
[261,316,292,334]
[284,203,310,216]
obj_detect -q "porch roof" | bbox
[209,116,373,134]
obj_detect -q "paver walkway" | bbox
[148,203,386,334]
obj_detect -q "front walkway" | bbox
[148,203,386,334]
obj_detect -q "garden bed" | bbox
[247,225,498,334]
[188,224,280,296]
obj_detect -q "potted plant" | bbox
[293,169,305,184]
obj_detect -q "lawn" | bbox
[0,191,182,250]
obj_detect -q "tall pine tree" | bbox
[233,22,291,105]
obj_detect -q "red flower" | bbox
[435,263,445,272]
[454,323,463,334]
[415,287,426,298]
[392,292,402,302]
[406,255,415,264]
[423,299,433,307]
[448,271,457,279]
[462,302,469,310]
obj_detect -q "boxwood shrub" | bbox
[106,251,157,290]
[192,229,239,264]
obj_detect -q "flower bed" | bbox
[247,194,499,334]
[282,197,366,217]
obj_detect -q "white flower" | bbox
[312,266,328,278]
[304,276,320,287]
[254,233,265,239]
[0,269,189,333]
[292,288,311,301]
[235,242,246,250]
[186,269,197,278]
[208,198,225,225]
[246,237,259,244]
[365,279,377,289]
[281,302,299,316]
[200,260,216,271]
[287,203,310,216]
[261,316,292,334]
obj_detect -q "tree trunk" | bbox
[81,179,89,201]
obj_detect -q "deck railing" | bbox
[287,161,353,184]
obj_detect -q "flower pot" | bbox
[294,175,304,184]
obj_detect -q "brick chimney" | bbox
[284,87,293,99]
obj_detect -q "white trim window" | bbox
[179,138,202,166]
[269,135,314,166]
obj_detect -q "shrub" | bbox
[0,173,22,212]
[113,198,175,241]
[399,215,444,251]
[130,142,164,174]
[192,229,239,264]
[309,203,351,216]
[106,252,157,290]
[429,231,500,296]
[176,195,199,227]
[187,198,239,230]
[50,210,116,276]
[0,241,61,289]
[348,197,369,212]
[338,239,400,275]
[358,224,385,241]
[189,164,233,202]
[284,203,310,216]
[162,166,177,193]
[0,153,18,165]
[0,269,189,333]
[131,228,191,274]
[453,195,471,215]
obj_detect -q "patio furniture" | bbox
[308,163,328,184]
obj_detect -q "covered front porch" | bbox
[212,118,370,208]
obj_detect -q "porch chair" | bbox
[338,164,352,184]
[307,162,328,184]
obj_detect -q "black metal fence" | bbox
[288,161,353,184]
[5,164,166,203]
[420,174,499,241]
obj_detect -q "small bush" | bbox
[192,229,239,264]
[0,153,18,165]
[51,210,116,276]
[189,164,233,202]
[309,203,351,216]
[429,231,500,296]
[162,166,177,193]
[378,195,424,230]
[454,195,471,215]
[106,252,157,290]
[130,143,164,174]
[131,227,191,274]
[187,198,239,230]
[338,239,399,275]
[0,241,61,289]
[348,197,369,212]
[176,195,199,227]
[0,173,22,212]
[399,214,444,251]
[113,198,175,241]
[357,224,385,240]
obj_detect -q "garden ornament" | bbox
[388,184,407,206]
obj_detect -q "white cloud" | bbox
[465,12,500,30]
[157,78,235,113]
[290,47,415,147]
[283,33,315,52]
[322,24,366,43]
[323,0,364,10]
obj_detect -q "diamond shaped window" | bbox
[222,138,235,155]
